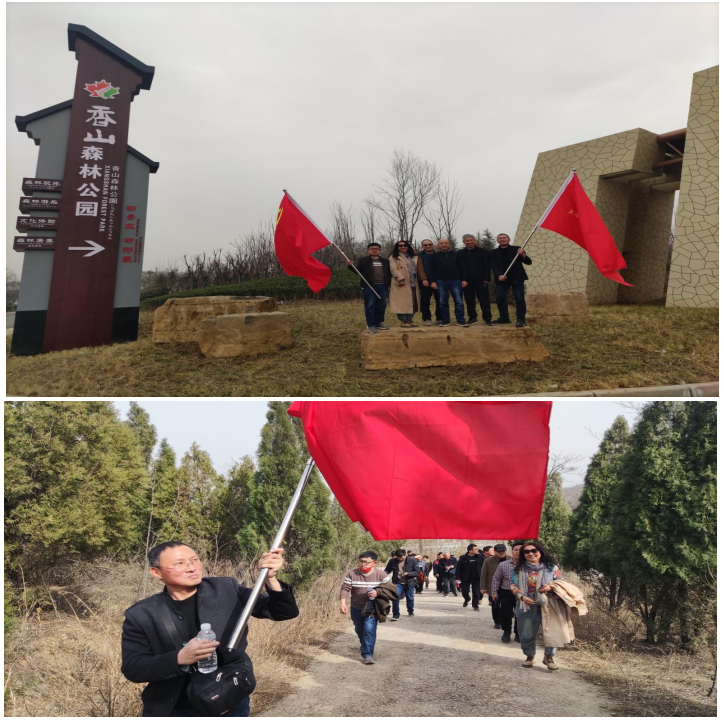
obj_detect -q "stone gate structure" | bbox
[514,66,718,307]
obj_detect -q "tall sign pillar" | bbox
[41,25,154,352]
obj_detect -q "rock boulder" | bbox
[527,292,588,324]
[361,325,549,370]
[153,296,277,343]
[197,312,291,358]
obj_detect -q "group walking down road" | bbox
[261,541,607,718]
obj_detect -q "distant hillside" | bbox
[563,484,584,510]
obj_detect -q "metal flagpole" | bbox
[500,169,577,279]
[227,457,317,652]
[283,190,381,300]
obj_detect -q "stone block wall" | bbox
[666,66,719,307]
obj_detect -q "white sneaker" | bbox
[424,320,432,326]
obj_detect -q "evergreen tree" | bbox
[212,456,255,557]
[477,229,496,251]
[565,416,630,608]
[613,402,716,646]
[5,402,150,576]
[538,470,571,562]
[238,402,334,583]
[125,402,158,469]
[150,438,180,544]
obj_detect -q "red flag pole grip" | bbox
[501,225,538,279]
[329,241,381,299]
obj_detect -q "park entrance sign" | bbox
[11,24,157,355]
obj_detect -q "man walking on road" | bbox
[340,551,393,664]
[433,552,444,593]
[455,543,484,610]
[491,542,523,643]
[481,544,511,629]
[440,552,458,596]
[385,549,419,618]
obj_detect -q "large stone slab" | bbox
[527,292,588,324]
[361,325,549,370]
[153,296,277,343]
[197,312,291,358]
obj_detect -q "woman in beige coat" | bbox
[388,241,426,326]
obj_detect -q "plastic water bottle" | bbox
[365,587,375,615]
[196,623,218,673]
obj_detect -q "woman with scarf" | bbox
[388,241,424,327]
[510,541,563,670]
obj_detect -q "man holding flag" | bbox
[490,233,533,327]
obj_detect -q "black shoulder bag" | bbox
[155,598,256,716]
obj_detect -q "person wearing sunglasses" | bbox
[509,541,564,670]
[388,240,423,327]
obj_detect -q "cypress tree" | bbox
[150,438,180,544]
[238,402,334,582]
[565,416,630,607]
[212,456,255,556]
[126,402,158,470]
[4,402,150,576]
[538,470,571,562]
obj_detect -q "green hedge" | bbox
[140,268,363,310]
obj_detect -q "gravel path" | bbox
[257,587,614,716]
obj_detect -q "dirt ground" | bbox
[257,586,615,717]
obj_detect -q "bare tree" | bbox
[6,269,20,309]
[183,252,209,289]
[424,175,463,245]
[368,148,442,243]
[315,201,357,269]
[359,199,378,246]
[547,452,583,478]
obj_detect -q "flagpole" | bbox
[500,169,577,279]
[227,457,316,652]
[283,190,381,300]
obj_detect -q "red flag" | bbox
[274,192,332,293]
[540,172,632,286]
[288,401,552,540]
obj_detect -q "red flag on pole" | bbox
[274,192,332,293]
[539,172,632,286]
[288,401,552,540]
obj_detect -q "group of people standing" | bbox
[340,541,576,672]
[346,234,532,333]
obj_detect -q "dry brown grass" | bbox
[3,560,346,717]
[561,575,717,717]
[6,301,718,396]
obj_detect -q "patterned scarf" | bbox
[512,562,556,612]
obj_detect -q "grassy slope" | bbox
[6,301,718,397]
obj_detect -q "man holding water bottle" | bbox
[121,541,299,717]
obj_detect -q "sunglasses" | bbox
[523,548,539,555]
[398,244,409,248]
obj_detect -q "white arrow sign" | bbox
[69,240,105,257]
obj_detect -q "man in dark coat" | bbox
[418,239,441,325]
[384,549,420,618]
[440,552,459,596]
[459,235,493,326]
[346,242,391,334]
[454,543,485,610]
[489,233,533,327]
[121,541,298,717]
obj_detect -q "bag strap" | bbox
[155,595,184,650]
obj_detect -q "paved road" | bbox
[257,587,613,717]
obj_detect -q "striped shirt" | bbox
[340,567,391,609]
[491,559,516,597]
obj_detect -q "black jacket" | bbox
[490,245,532,281]
[440,557,458,577]
[349,256,391,289]
[384,556,419,585]
[458,246,491,284]
[121,577,298,716]
[455,553,484,581]
[429,251,466,282]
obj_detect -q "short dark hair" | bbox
[467,543,478,552]
[395,548,407,557]
[359,550,378,561]
[437,552,443,557]
[367,242,381,249]
[512,540,526,549]
[423,555,429,560]
[148,541,188,568]
[497,233,510,240]
[482,546,493,554]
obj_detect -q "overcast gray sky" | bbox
[7,2,718,276]
[116,399,638,487]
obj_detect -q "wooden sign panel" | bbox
[43,38,144,352]
[17,216,58,232]
[20,197,61,212]
[13,236,55,251]
[22,178,63,193]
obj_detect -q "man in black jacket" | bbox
[121,541,298,717]
[459,235,493,326]
[429,238,468,327]
[454,543,485,610]
[489,233,533,327]
[440,552,459,596]
[346,242,391,334]
[384,549,419,618]
[418,239,440,326]
[432,552,444,592]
